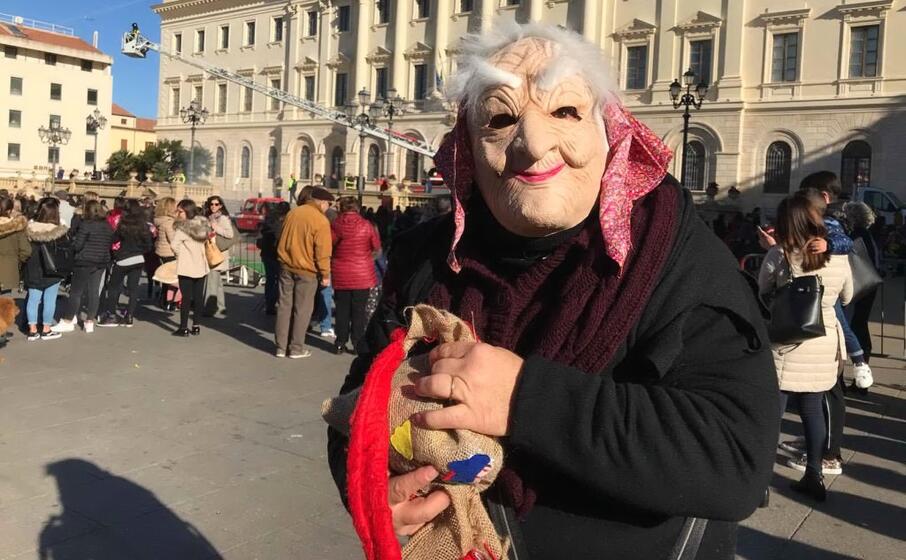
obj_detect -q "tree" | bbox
[135,139,212,183]
[105,150,139,180]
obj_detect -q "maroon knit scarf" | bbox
[428,182,679,375]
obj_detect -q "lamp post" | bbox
[179,99,208,184]
[85,108,107,179]
[38,120,72,189]
[669,68,708,188]
[374,87,407,181]
[345,87,382,205]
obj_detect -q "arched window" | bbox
[684,141,706,190]
[405,150,422,181]
[367,144,380,180]
[267,146,277,179]
[763,141,792,194]
[300,146,311,180]
[215,146,225,177]
[331,147,345,178]
[240,146,251,178]
[841,140,871,195]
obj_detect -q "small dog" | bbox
[0,297,20,348]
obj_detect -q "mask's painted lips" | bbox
[514,163,565,183]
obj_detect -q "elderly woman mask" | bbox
[468,37,606,237]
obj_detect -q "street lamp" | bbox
[345,87,382,205]
[179,99,208,184]
[38,120,72,188]
[85,108,108,179]
[669,68,709,188]
[374,87,407,182]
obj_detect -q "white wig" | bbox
[445,22,618,116]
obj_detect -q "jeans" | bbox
[780,391,827,474]
[334,289,369,349]
[178,275,205,329]
[26,283,61,327]
[64,266,105,321]
[204,270,226,315]
[835,301,863,362]
[262,257,280,313]
[274,270,318,354]
[103,263,143,317]
[848,288,877,362]
[313,282,334,332]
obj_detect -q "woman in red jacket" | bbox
[330,197,381,354]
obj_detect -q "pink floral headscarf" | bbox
[433,102,673,273]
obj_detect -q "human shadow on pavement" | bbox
[39,459,223,560]
[736,525,861,560]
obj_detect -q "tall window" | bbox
[460,0,473,12]
[413,64,428,100]
[243,87,253,112]
[300,146,312,179]
[195,29,205,52]
[405,150,422,181]
[4,45,16,59]
[87,89,98,105]
[215,147,225,177]
[338,5,351,32]
[171,87,181,116]
[367,144,380,180]
[689,40,712,86]
[307,10,318,36]
[174,32,182,54]
[849,26,879,78]
[220,25,230,49]
[335,73,348,107]
[48,147,60,164]
[270,79,281,110]
[377,0,390,24]
[85,150,96,167]
[218,83,227,113]
[772,33,798,82]
[8,143,20,161]
[241,146,251,178]
[193,85,203,104]
[416,0,430,18]
[304,75,316,101]
[763,142,792,194]
[273,17,284,42]
[625,45,648,90]
[841,140,871,194]
[684,141,705,190]
[49,115,61,128]
[331,147,345,178]
[10,77,22,95]
[267,146,278,179]
[245,21,256,45]
[375,67,388,99]
[8,110,21,128]
[50,83,62,100]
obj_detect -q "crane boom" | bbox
[122,29,437,158]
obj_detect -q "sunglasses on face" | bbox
[210,202,222,208]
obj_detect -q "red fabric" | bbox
[347,328,408,560]
[331,212,381,290]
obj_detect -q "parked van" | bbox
[853,188,906,226]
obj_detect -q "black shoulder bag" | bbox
[766,256,825,344]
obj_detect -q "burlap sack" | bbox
[323,305,507,560]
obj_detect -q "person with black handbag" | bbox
[23,198,72,341]
[758,193,853,501]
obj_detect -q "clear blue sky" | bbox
[4,0,161,117]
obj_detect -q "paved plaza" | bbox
[0,280,903,559]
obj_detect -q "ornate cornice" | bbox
[366,45,392,65]
[675,11,723,33]
[295,55,319,72]
[325,52,349,69]
[756,7,811,27]
[613,18,657,40]
[260,65,283,75]
[404,41,433,61]
[836,0,893,20]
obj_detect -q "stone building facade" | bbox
[153,0,906,208]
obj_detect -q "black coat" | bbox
[71,219,114,267]
[327,180,778,560]
[113,225,154,263]
[24,223,71,290]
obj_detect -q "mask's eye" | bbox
[551,106,580,120]
[488,113,517,129]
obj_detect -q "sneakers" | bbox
[320,329,336,339]
[275,349,286,358]
[778,438,805,455]
[852,362,873,389]
[51,320,76,333]
[121,314,134,328]
[40,331,61,341]
[287,349,312,359]
[96,314,120,328]
[83,320,95,334]
[26,331,41,342]
[786,454,843,475]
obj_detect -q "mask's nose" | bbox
[509,111,556,169]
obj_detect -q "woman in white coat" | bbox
[758,192,853,502]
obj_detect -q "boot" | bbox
[791,470,826,502]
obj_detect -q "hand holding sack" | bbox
[322,305,506,560]
[204,239,224,268]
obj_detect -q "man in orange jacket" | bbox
[274,187,334,358]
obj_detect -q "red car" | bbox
[235,197,285,232]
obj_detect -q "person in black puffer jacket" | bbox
[23,198,71,341]
[97,199,153,327]
[52,200,113,334]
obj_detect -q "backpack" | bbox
[40,237,74,278]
